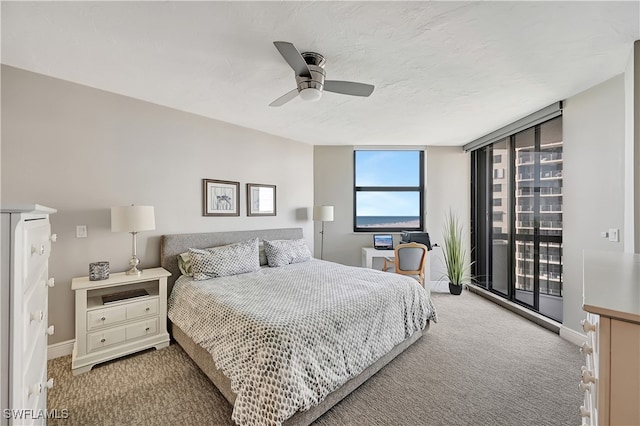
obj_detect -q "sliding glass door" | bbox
[471,116,563,322]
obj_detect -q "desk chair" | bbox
[382,242,428,286]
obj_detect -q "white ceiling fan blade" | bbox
[269,88,299,107]
[273,41,311,78]
[324,81,375,97]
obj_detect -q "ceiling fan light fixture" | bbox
[299,87,322,102]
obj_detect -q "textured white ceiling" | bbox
[2,1,639,146]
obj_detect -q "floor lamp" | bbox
[313,205,334,260]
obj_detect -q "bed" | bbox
[160,228,437,426]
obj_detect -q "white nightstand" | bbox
[71,267,171,375]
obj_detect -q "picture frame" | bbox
[247,183,276,216]
[203,179,240,216]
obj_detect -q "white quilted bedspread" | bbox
[168,259,437,425]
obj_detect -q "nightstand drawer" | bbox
[126,318,158,340]
[126,298,158,320]
[87,327,126,352]
[87,306,127,331]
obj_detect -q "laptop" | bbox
[373,234,394,250]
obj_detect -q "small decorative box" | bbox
[89,261,110,281]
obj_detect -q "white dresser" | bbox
[71,267,171,375]
[581,251,640,426]
[1,205,56,426]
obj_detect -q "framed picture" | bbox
[247,183,276,216]
[203,179,240,216]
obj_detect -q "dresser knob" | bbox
[46,325,55,336]
[145,327,150,332]
[47,278,55,288]
[581,369,596,384]
[31,244,45,256]
[45,378,54,389]
[101,317,106,321]
[28,383,42,397]
[579,381,592,392]
[580,406,591,418]
[100,338,106,343]
[580,319,596,332]
[30,310,44,322]
[145,307,150,311]
[580,342,593,355]
[50,234,57,243]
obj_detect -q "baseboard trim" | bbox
[48,339,75,360]
[559,326,587,347]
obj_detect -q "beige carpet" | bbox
[47,290,583,425]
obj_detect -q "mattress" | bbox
[168,259,437,425]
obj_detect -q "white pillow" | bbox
[263,239,312,267]
[189,238,261,280]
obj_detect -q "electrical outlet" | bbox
[76,225,87,238]
[608,228,619,242]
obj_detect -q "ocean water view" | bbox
[356,216,420,228]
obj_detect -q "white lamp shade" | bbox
[111,206,156,232]
[313,205,334,222]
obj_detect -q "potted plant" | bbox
[442,209,471,295]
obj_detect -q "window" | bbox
[353,150,424,232]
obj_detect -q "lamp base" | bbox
[126,254,142,276]
[125,266,143,276]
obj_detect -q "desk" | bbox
[361,247,393,269]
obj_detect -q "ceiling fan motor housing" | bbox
[296,52,326,92]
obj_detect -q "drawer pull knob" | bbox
[581,369,596,384]
[31,244,45,256]
[46,325,55,336]
[50,234,57,243]
[29,383,42,397]
[580,319,596,332]
[45,378,54,389]
[47,278,55,288]
[30,310,44,322]
[580,342,593,355]
[145,307,150,311]
[579,381,592,392]
[579,406,591,418]
[101,317,106,321]
[145,327,150,332]
[100,338,106,343]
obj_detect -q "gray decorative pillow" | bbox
[177,252,193,277]
[189,238,261,280]
[259,241,268,266]
[263,239,312,267]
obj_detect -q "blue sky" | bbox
[355,150,420,216]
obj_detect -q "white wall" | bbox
[1,66,314,344]
[313,145,470,290]
[563,74,627,333]
[425,147,470,285]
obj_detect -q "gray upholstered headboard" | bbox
[160,227,304,292]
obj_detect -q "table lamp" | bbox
[111,205,155,275]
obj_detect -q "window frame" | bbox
[352,149,425,233]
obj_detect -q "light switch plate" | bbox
[608,228,619,242]
[76,225,87,238]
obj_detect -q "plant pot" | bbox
[449,283,463,295]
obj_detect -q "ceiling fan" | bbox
[269,41,375,107]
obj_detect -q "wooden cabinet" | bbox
[582,251,640,426]
[1,204,57,426]
[71,267,171,375]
